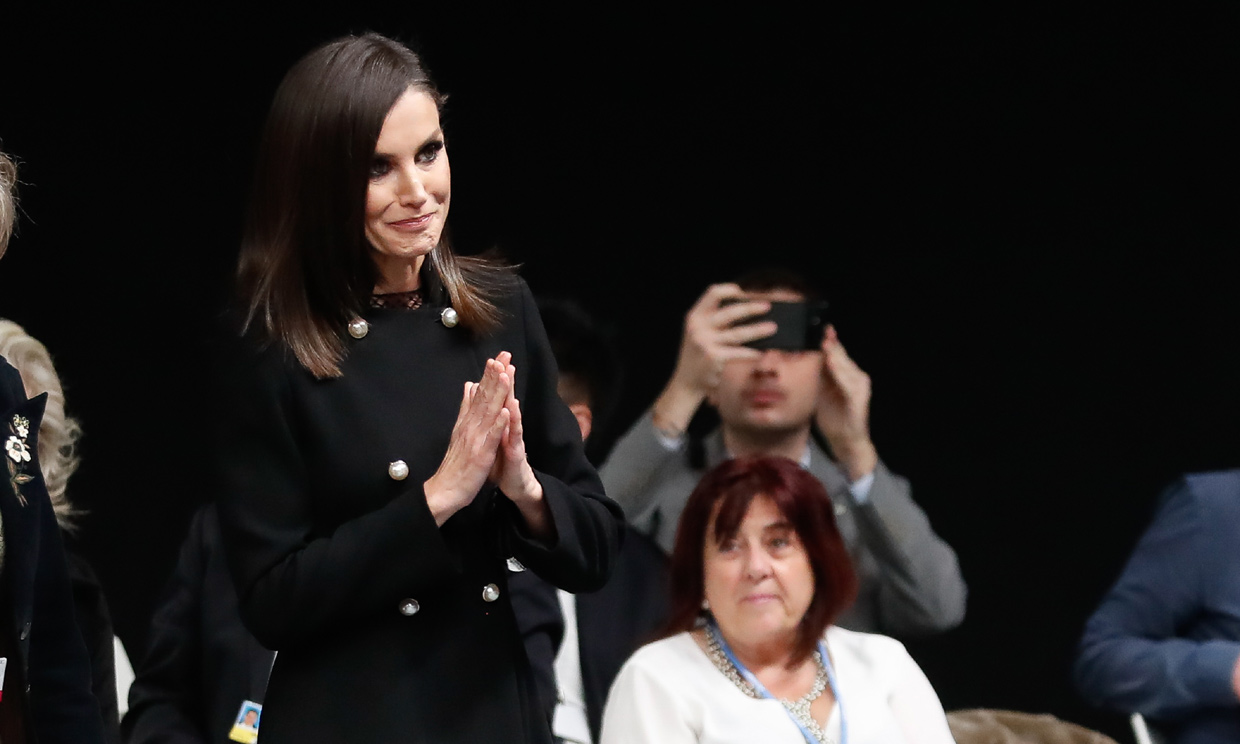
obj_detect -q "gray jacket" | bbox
[600,410,967,636]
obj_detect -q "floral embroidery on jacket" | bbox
[6,414,33,506]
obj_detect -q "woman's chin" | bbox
[720,612,798,644]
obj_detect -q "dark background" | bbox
[2,5,1239,739]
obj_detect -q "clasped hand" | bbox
[424,352,547,529]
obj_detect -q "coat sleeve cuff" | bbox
[506,471,621,594]
[1184,641,1240,708]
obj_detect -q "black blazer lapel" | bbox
[2,392,49,644]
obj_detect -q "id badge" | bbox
[228,700,262,743]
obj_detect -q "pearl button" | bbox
[347,318,369,339]
[482,583,500,602]
[398,598,420,616]
[834,502,847,517]
[440,307,459,328]
[506,557,526,573]
[388,460,409,481]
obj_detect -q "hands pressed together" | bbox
[424,351,552,537]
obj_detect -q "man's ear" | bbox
[569,402,593,442]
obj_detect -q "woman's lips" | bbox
[389,213,434,231]
[743,593,781,604]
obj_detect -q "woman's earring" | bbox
[701,598,710,612]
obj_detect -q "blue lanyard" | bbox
[710,622,846,744]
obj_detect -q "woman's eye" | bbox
[769,533,796,550]
[416,140,445,164]
[369,158,392,179]
[717,539,739,554]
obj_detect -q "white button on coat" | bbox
[482,583,500,602]
[399,599,420,616]
[347,318,369,339]
[388,460,409,481]
[440,307,459,328]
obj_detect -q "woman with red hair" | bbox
[600,456,954,744]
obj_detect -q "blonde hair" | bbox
[0,320,82,530]
[0,152,16,257]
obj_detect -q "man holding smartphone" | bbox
[600,270,966,636]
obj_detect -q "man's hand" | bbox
[652,284,775,437]
[816,325,878,480]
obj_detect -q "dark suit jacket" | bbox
[65,548,121,743]
[214,277,623,744]
[123,503,275,744]
[509,567,565,725]
[1075,470,1240,744]
[576,527,669,742]
[0,357,106,744]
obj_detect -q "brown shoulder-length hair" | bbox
[666,456,859,665]
[236,32,512,378]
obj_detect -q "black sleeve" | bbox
[121,507,210,744]
[65,549,121,744]
[501,281,625,593]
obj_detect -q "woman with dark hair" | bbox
[214,34,621,743]
[600,456,953,744]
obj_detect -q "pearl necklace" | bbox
[703,624,834,744]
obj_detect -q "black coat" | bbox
[0,358,106,744]
[65,548,121,743]
[123,503,275,744]
[214,279,623,744]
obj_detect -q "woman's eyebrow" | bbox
[373,129,445,157]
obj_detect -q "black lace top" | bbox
[369,288,425,310]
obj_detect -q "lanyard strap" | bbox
[710,623,846,744]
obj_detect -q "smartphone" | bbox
[722,299,830,351]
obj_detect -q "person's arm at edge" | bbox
[1074,475,1240,720]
